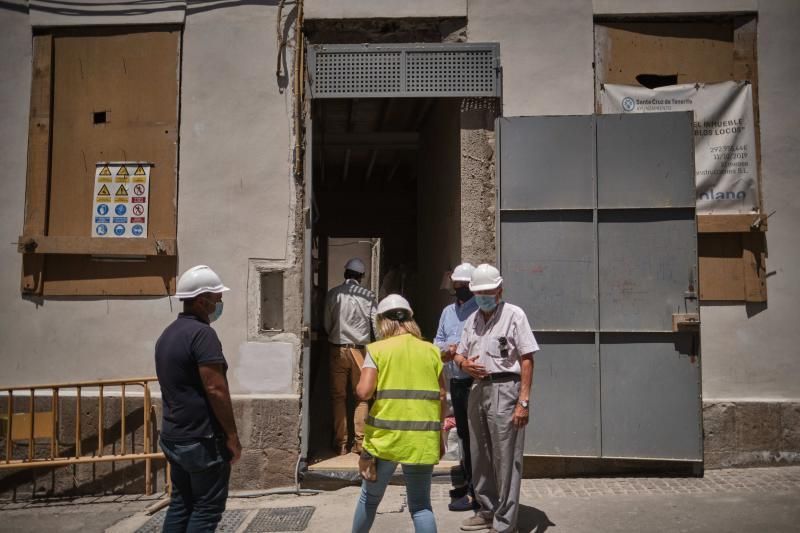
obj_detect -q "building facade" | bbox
[0,0,798,493]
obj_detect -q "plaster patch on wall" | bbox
[233,341,293,394]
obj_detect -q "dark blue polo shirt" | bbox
[155,313,228,440]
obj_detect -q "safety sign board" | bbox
[115,165,130,183]
[92,162,151,238]
[98,165,112,183]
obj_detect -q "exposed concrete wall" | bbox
[467,0,595,117]
[460,99,497,266]
[416,100,462,337]
[305,0,466,20]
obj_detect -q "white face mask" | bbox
[208,301,224,323]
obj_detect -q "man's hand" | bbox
[441,344,457,362]
[512,403,530,428]
[461,356,487,379]
[226,434,243,464]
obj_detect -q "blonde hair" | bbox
[376,315,423,340]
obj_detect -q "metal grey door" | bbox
[498,112,702,461]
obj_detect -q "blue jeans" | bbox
[160,437,231,533]
[352,458,436,533]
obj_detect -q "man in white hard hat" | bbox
[324,257,378,455]
[453,264,539,533]
[434,262,479,512]
[155,265,241,532]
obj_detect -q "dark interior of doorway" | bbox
[307,96,462,463]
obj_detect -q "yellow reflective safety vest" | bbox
[363,333,443,465]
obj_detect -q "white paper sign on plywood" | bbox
[601,81,758,214]
[91,162,151,238]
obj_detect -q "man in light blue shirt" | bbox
[434,262,478,512]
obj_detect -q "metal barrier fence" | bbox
[0,377,165,495]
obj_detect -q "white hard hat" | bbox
[175,265,230,299]
[469,264,503,292]
[344,257,366,274]
[451,262,476,282]
[377,294,413,318]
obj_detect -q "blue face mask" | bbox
[475,294,498,312]
[208,301,224,323]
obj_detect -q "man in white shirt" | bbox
[324,257,378,455]
[453,264,539,533]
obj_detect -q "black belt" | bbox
[450,376,474,384]
[332,343,365,349]
[480,372,519,382]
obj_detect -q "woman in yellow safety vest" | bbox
[351,294,446,533]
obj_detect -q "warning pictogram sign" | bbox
[92,162,150,239]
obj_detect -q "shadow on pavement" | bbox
[518,503,556,533]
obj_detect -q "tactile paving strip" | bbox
[135,508,249,533]
[244,506,316,532]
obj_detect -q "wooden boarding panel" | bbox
[21,35,54,295]
[697,214,766,233]
[38,27,180,296]
[742,232,767,302]
[597,21,735,88]
[733,16,762,214]
[19,235,177,256]
[698,233,745,301]
[43,256,176,296]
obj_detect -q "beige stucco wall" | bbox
[468,0,596,117]
[0,2,299,396]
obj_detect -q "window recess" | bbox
[19,28,181,296]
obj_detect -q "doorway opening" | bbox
[306,97,463,466]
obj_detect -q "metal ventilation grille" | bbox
[407,50,496,94]
[309,44,500,98]
[314,51,402,95]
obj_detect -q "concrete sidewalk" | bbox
[0,466,798,532]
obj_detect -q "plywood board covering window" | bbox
[594,17,766,302]
[22,27,181,296]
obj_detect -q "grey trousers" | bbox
[468,376,525,533]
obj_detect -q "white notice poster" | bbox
[601,81,758,214]
[91,162,151,238]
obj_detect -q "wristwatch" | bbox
[518,399,529,409]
